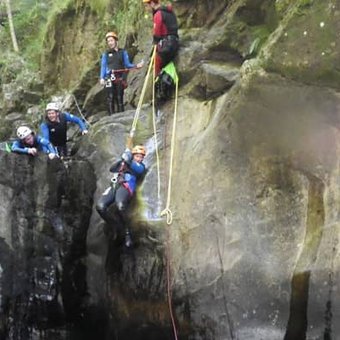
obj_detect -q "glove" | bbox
[28,148,38,156]
[121,152,131,163]
[48,153,57,160]
[82,129,88,135]
[136,60,144,69]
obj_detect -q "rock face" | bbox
[0,0,340,339]
[0,154,95,339]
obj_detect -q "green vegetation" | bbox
[275,0,315,17]
[248,26,271,57]
[0,0,146,79]
[275,0,295,15]
[112,0,146,38]
[88,0,111,17]
[0,0,54,69]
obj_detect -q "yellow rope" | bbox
[151,52,162,203]
[128,44,178,225]
[160,78,179,225]
[129,46,157,139]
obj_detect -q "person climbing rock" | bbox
[96,145,147,248]
[11,126,58,159]
[40,102,88,158]
[143,0,179,77]
[100,31,144,115]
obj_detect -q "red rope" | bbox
[166,225,178,340]
[111,67,138,73]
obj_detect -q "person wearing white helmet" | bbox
[40,102,88,158]
[96,145,146,248]
[11,126,58,159]
[100,31,144,115]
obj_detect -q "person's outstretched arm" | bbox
[40,122,50,141]
[64,112,88,132]
[36,135,58,156]
[11,140,30,154]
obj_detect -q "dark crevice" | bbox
[284,174,325,340]
[323,243,336,340]
[284,271,311,340]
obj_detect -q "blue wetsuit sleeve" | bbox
[100,53,109,79]
[64,112,87,131]
[123,50,136,69]
[40,122,50,141]
[130,161,146,175]
[36,135,57,155]
[11,140,29,154]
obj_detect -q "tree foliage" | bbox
[0,0,54,68]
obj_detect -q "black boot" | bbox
[117,104,124,113]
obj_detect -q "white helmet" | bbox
[17,126,33,139]
[46,102,59,112]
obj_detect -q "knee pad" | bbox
[96,201,106,214]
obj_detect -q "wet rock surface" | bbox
[0,0,340,339]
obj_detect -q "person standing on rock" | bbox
[143,0,179,77]
[40,102,88,158]
[11,126,58,159]
[99,31,144,115]
[96,145,147,248]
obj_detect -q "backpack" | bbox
[155,61,178,102]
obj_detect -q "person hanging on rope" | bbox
[40,102,88,158]
[96,145,147,248]
[143,0,179,77]
[11,126,58,159]
[100,31,144,115]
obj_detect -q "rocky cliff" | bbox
[0,0,340,339]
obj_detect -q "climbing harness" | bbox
[110,172,121,189]
[110,161,133,196]
[105,64,141,88]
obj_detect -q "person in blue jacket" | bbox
[40,102,88,158]
[96,145,147,248]
[100,31,144,115]
[11,126,58,159]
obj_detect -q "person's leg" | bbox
[158,39,179,69]
[106,86,115,115]
[155,52,162,77]
[115,186,133,247]
[96,186,115,224]
[116,81,125,113]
